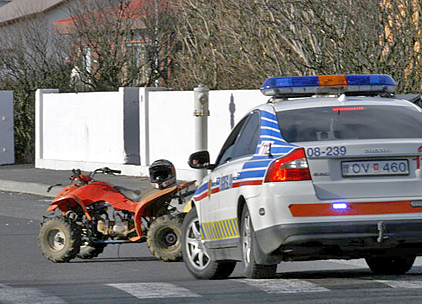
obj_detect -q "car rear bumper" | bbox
[255,219,422,260]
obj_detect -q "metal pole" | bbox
[193,84,210,181]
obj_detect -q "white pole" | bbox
[193,84,210,181]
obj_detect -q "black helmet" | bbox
[149,159,176,189]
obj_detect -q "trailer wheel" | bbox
[38,216,82,263]
[147,215,183,262]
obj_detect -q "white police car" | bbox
[182,74,422,279]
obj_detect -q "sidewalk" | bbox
[0,164,153,198]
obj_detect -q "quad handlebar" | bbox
[69,167,122,185]
[91,167,121,177]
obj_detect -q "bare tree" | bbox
[380,0,422,93]
[0,0,421,162]
[170,0,421,93]
[61,0,175,91]
[0,0,176,161]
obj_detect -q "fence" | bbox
[35,87,268,181]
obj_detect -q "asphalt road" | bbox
[3,191,422,303]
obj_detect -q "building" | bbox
[53,0,171,88]
[0,0,170,89]
[0,0,13,9]
[0,0,70,28]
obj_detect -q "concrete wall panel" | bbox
[0,91,14,165]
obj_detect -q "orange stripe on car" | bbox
[289,201,420,217]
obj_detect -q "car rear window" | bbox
[277,105,422,142]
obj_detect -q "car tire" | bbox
[365,255,416,275]
[38,216,82,263]
[241,206,277,279]
[147,215,183,262]
[182,208,236,279]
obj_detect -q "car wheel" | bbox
[365,255,416,275]
[241,206,277,279]
[182,208,236,279]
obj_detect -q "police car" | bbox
[182,74,422,279]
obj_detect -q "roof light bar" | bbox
[260,74,396,98]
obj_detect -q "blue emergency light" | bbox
[260,74,397,98]
[332,203,348,210]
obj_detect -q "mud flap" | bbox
[252,227,281,265]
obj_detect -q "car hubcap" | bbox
[186,218,210,270]
[243,211,252,265]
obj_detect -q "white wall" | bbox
[35,87,269,180]
[40,90,125,163]
[208,90,268,161]
[0,91,14,165]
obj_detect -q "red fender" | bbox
[47,184,92,220]
[47,184,78,211]
[48,193,93,220]
[47,182,138,220]
[130,185,178,241]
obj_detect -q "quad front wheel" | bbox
[38,216,82,263]
[182,208,236,279]
[147,215,183,262]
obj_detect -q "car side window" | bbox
[232,111,260,159]
[215,116,249,166]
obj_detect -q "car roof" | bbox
[264,95,420,112]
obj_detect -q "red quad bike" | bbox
[38,166,195,263]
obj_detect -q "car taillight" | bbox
[264,148,311,182]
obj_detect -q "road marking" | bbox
[240,279,330,294]
[0,284,65,303]
[326,258,369,268]
[324,257,422,268]
[107,282,200,299]
[375,280,422,289]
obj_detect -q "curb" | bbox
[0,179,63,198]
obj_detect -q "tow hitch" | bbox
[377,221,389,243]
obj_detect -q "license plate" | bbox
[342,159,409,177]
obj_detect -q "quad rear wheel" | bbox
[38,216,82,263]
[147,215,183,262]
